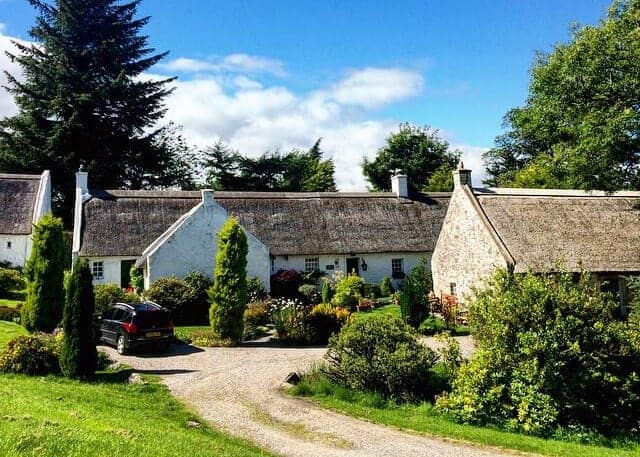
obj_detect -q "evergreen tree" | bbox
[60,259,97,379]
[209,217,248,343]
[0,0,187,220]
[22,214,66,332]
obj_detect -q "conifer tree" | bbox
[22,214,66,332]
[209,217,248,343]
[0,0,189,219]
[60,259,97,379]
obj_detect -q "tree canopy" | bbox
[0,0,193,221]
[362,124,460,192]
[483,0,640,190]
[201,138,337,192]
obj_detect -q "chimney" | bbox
[391,172,408,198]
[201,189,215,206]
[452,161,472,188]
[76,166,88,197]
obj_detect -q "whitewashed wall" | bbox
[0,235,30,267]
[272,252,431,289]
[81,256,138,286]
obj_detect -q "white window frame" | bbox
[91,261,104,280]
[304,257,320,272]
[391,258,404,275]
[450,282,457,296]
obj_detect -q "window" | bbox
[91,261,104,280]
[6,241,11,249]
[391,258,404,279]
[304,257,319,272]
[271,257,275,272]
[450,283,457,296]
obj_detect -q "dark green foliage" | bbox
[418,316,447,335]
[321,279,333,304]
[209,217,248,343]
[202,138,337,192]
[306,303,350,345]
[129,266,144,295]
[298,284,319,305]
[363,283,381,299]
[146,276,196,325]
[21,215,65,332]
[379,275,394,297]
[0,305,21,322]
[60,260,97,379]
[424,162,456,192]
[438,269,640,437]
[0,334,60,375]
[93,284,127,317]
[362,124,460,192]
[324,315,438,400]
[0,268,24,297]
[246,276,268,302]
[399,261,432,328]
[483,1,640,190]
[243,300,269,340]
[183,271,213,324]
[0,0,192,221]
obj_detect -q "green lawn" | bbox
[291,374,640,457]
[174,325,210,343]
[0,321,27,349]
[353,304,400,320]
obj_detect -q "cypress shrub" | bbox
[380,275,394,297]
[60,259,97,379]
[321,279,332,304]
[209,217,248,343]
[21,214,66,332]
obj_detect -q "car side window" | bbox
[102,308,115,320]
[112,309,126,321]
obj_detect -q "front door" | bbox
[346,257,359,276]
[120,260,136,289]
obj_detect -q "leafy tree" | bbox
[209,217,248,342]
[0,0,189,221]
[483,0,640,190]
[21,214,66,332]
[399,261,432,328]
[362,124,459,192]
[424,163,455,192]
[60,259,97,379]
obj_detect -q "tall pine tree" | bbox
[0,0,189,220]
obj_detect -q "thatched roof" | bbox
[475,188,640,273]
[79,190,450,257]
[0,173,42,235]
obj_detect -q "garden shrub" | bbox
[209,217,248,343]
[399,262,432,328]
[0,268,24,297]
[22,214,66,332]
[129,266,144,295]
[321,279,332,304]
[243,300,269,340]
[306,303,350,344]
[270,297,311,343]
[60,260,97,379]
[298,284,319,305]
[183,270,213,324]
[418,316,447,335]
[363,283,381,299]
[93,284,127,317]
[246,276,268,302]
[147,276,196,325]
[437,269,640,437]
[324,314,438,400]
[379,275,394,297]
[270,269,302,298]
[332,272,364,310]
[0,334,60,375]
[0,305,21,322]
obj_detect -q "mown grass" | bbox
[290,372,640,457]
[353,304,400,320]
[174,325,210,343]
[0,321,27,349]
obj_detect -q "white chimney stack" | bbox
[452,161,472,188]
[201,189,215,206]
[391,172,409,198]
[76,167,89,199]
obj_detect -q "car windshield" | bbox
[132,310,170,328]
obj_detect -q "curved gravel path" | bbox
[102,341,513,457]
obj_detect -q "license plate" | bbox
[146,332,161,338]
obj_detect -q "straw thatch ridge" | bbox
[79,189,450,257]
[0,173,42,235]
[476,193,640,272]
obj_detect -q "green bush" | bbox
[146,276,196,325]
[332,272,364,310]
[418,316,447,335]
[22,214,66,332]
[363,283,381,299]
[298,284,319,305]
[399,261,432,328]
[0,334,60,375]
[0,268,23,297]
[380,275,393,297]
[306,303,350,345]
[93,284,127,317]
[246,276,268,302]
[129,266,144,295]
[183,271,213,324]
[60,260,97,379]
[243,300,269,340]
[321,279,332,304]
[324,314,437,400]
[270,269,302,298]
[270,298,311,343]
[209,217,248,343]
[437,269,640,437]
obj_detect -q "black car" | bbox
[98,302,175,354]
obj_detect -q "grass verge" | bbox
[353,304,400,321]
[289,372,640,457]
[0,321,27,349]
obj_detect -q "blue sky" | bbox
[0,0,612,188]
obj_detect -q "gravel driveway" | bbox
[102,339,512,457]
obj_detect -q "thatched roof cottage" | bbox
[0,171,52,267]
[432,164,640,304]
[72,171,450,291]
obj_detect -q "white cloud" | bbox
[162,53,286,77]
[454,144,490,187]
[0,26,27,119]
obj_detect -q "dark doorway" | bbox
[120,260,136,289]
[346,257,359,276]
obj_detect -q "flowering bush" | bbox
[270,270,302,298]
[270,298,311,342]
[306,303,350,344]
[331,271,364,310]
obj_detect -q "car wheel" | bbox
[116,334,127,355]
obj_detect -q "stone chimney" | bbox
[391,172,408,198]
[201,189,215,206]
[452,161,472,188]
[76,166,89,200]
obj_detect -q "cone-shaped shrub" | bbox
[60,259,98,379]
[22,214,66,332]
[209,217,248,343]
[380,275,393,297]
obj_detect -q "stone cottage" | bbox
[0,171,52,267]
[71,170,450,291]
[432,164,640,302]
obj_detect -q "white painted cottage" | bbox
[72,170,450,291]
[0,171,52,267]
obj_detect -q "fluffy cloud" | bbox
[0,24,25,119]
[162,53,286,77]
